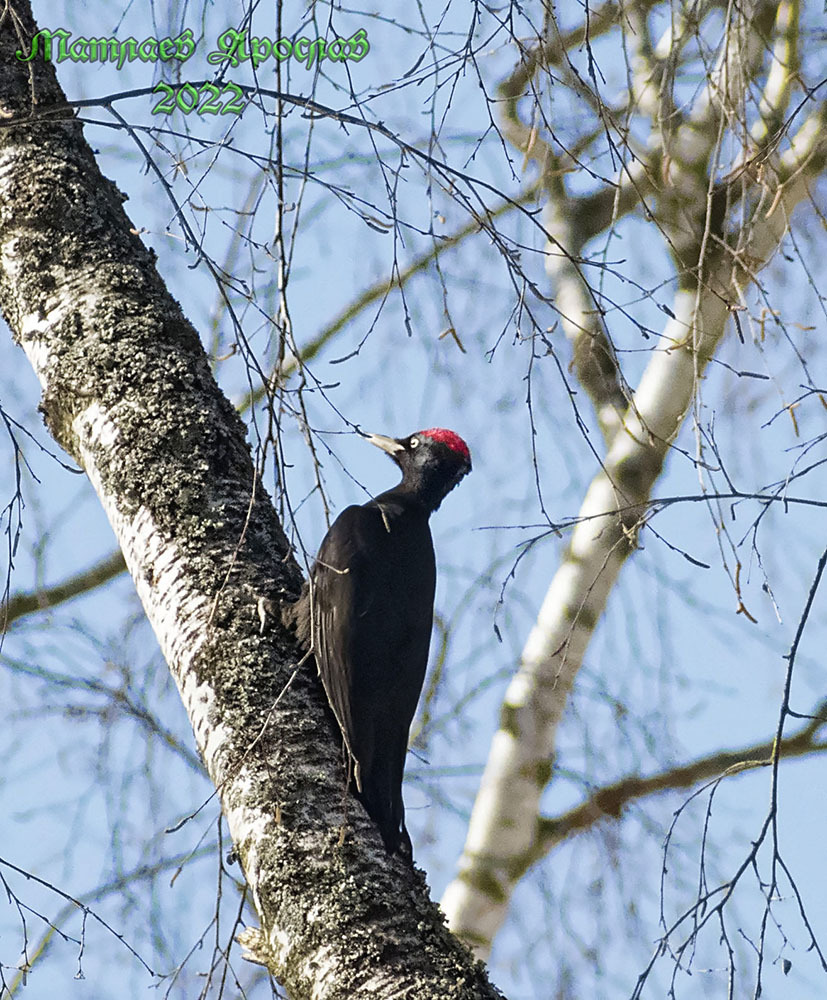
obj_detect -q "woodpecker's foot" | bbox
[237,927,272,967]
[256,586,302,635]
[257,595,278,634]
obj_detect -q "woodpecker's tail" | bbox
[357,739,412,860]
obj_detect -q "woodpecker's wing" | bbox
[309,504,367,781]
[310,499,435,798]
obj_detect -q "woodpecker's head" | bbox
[365,427,472,510]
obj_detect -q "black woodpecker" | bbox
[298,428,471,855]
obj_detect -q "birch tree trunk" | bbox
[441,0,826,957]
[0,3,501,997]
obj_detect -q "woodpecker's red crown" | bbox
[417,428,471,464]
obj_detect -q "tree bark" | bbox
[0,3,502,997]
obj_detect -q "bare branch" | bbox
[536,703,827,862]
[442,1,826,955]
[1,550,126,626]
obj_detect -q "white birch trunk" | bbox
[0,5,504,998]
[442,0,823,952]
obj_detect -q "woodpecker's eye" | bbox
[409,437,420,449]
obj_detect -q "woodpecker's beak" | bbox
[365,432,405,459]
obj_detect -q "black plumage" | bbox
[298,428,471,854]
